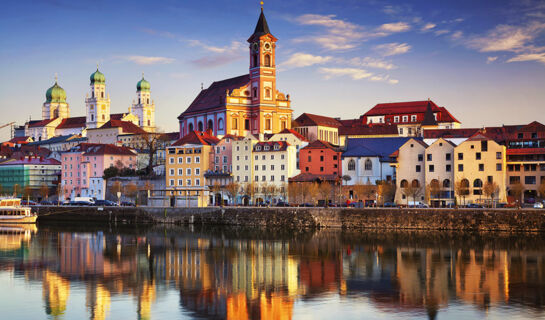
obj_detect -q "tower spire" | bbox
[54,73,58,83]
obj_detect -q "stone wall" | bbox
[33,206,545,232]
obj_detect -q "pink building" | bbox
[61,143,136,200]
[210,135,243,173]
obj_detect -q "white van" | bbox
[74,197,95,205]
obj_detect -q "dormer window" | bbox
[402,115,408,122]
[256,146,261,151]
[274,144,279,150]
[394,116,399,123]
[411,115,417,122]
[264,145,270,151]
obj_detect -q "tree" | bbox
[23,185,33,200]
[224,182,240,205]
[243,182,255,205]
[125,182,138,203]
[279,182,288,202]
[404,182,423,206]
[288,183,300,205]
[39,183,50,201]
[103,166,120,180]
[13,184,21,197]
[510,182,525,207]
[363,181,376,206]
[426,180,442,207]
[210,181,223,206]
[111,181,123,203]
[377,181,395,205]
[483,181,500,207]
[318,182,333,207]
[538,182,545,200]
[140,131,169,176]
[308,182,320,205]
[351,183,366,202]
[454,179,470,206]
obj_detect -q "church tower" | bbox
[42,75,70,120]
[85,67,111,128]
[247,6,277,107]
[132,74,156,132]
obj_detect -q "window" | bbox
[476,152,481,160]
[427,154,432,161]
[348,159,356,171]
[169,169,174,176]
[187,179,192,186]
[178,169,183,175]
[169,157,174,164]
[264,54,271,67]
[525,176,536,184]
[416,165,421,172]
[178,179,183,186]
[169,179,174,186]
[195,168,200,175]
[255,165,259,171]
[364,159,372,170]
[402,115,408,122]
[271,165,275,170]
[255,155,258,160]
[418,154,423,161]
[496,152,502,159]
[446,153,451,161]
[244,119,250,130]
[186,157,191,164]
[255,176,259,182]
[496,164,502,171]
[262,175,266,181]
[446,164,451,172]
[411,115,417,122]
[218,118,224,130]
[443,179,451,188]
[394,116,399,123]
[320,167,324,172]
[411,180,420,188]
[186,168,192,175]
[479,164,484,171]
[429,165,434,172]
[270,175,274,181]
[509,176,520,184]
[265,119,271,130]
[178,157,183,164]
[195,156,200,163]
[195,179,200,186]
[320,155,324,161]
[458,164,464,172]
[262,165,266,170]
[232,118,238,130]
[281,175,285,181]
[281,165,285,170]
[481,140,488,152]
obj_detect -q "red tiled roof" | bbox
[338,118,361,127]
[294,113,342,128]
[178,75,250,117]
[8,136,31,144]
[56,116,86,129]
[339,124,399,136]
[277,128,308,141]
[254,140,289,152]
[172,130,220,146]
[28,118,57,128]
[363,100,460,123]
[110,113,129,121]
[68,143,135,156]
[423,128,479,139]
[0,157,60,166]
[519,121,545,132]
[288,173,339,182]
[302,140,340,151]
[99,120,147,134]
[220,134,244,141]
[507,148,545,155]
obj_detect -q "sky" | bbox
[1,0,544,140]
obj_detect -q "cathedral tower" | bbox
[85,67,111,128]
[132,74,156,132]
[42,75,70,120]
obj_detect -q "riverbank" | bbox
[32,206,545,232]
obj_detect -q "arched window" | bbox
[188,123,194,132]
[473,179,483,188]
[102,114,105,121]
[253,54,258,67]
[461,179,469,188]
[348,159,356,171]
[147,120,150,126]
[411,179,420,188]
[364,159,372,171]
[400,179,408,188]
[265,88,271,99]
[147,98,150,104]
[138,98,141,104]
[198,121,203,131]
[91,114,94,121]
[253,88,258,98]
[218,118,224,130]
[101,92,104,98]
[443,179,451,188]
[264,54,271,67]
[207,120,213,131]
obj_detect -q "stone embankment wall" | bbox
[33,206,545,232]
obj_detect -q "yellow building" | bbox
[293,113,342,145]
[454,133,507,204]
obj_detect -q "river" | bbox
[0,223,543,319]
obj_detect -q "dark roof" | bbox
[178,74,250,117]
[289,173,339,183]
[172,130,220,146]
[99,120,147,134]
[294,113,342,128]
[339,124,399,136]
[27,134,81,146]
[343,137,416,161]
[28,118,57,128]
[276,128,308,141]
[249,8,274,40]
[254,141,289,152]
[421,101,438,126]
[302,140,341,152]
[110,113,129,121]
[56,116,86,129]
[67,143,135,156]
[8,136,31,144]
[507,148,545,155]
[363,100,460,123]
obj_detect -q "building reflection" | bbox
[1,227,544,319]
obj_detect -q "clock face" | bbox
[252,42,259,52]
[264,42,271,51]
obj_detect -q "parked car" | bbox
[466,203,483,208]
[276,201,289,207]
[39,200,53,206]
[534,202,544,209]
[383,202,397,207]
[299,203,314,207]
[21,200,38,206]
[94,200,118,206]
[69,201,93,206]
[120,201,136,207]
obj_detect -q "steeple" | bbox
[421,99,438,126]
[248,3,275,41]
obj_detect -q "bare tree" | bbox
[318,182,333,207]
[125,182,138,203]
[224,182,240,205]
[23,185,33,200]
[140,131,169,176]
[13,183,21,197]
[288,182,299,205]
[210,181,223,206]
[308,182,320,206]
[363,181,376,207]
[483,181,500,207]
[426,180,442,207]
[39,183,50,201]
[404,182,423,206]
[510,182,525,207]
[455,179,470,206]
[377,181,395,205]
[111,181,123,203]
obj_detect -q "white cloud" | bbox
[188,40,245,54]
[370,74,399,84]
[374,42,411,56]
[421,23,436,32]
[486,56,498,64]
[280,53,332,69]
[468,22,545,52]
[451,31,463,40]
[124,55,175,65]
[348,57,396,70]
[293,14,365,50]
[378,22,411,33]
[507,52,545,64]
[319,67,373,80]
[434,29,450,36]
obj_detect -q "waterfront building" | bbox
[268,128,308,170]
[299,140,342,176]
[232,134,259,185]
[61,143,137,200]
[293,113,341,145]
[86,119,147,145]
[177,8,293,137]
[338,124,399,147]
[0,156,61,196]
[423,138,456,206]
[342,137,412,186]
[165,130,219,206]
[453,132,507,204]
[391,138,428,204]
[360,100,460,137]
[211,135,243,173]
[27,134,87,152]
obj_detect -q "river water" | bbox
[0,224,543,320]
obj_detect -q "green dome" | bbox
[137,76,150,92]
[45,81,67,103]
[90,68,105,84]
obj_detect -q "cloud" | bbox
[378,22,411,33]
[370,74,399,84]
[319,67,373,80]
[188,40,245,54]
[486,56,498,64]
[451,31,463,40]
[434,29,450,36]
[467,22,545,52]
[347,57,396,70]
[123,55,175,65]
[190,55,243,69]
[280,53,332,69]
[507,52,545,65]
[374,42,411,56]
[421,23,436,32]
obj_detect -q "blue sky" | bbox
[1,0,544,140]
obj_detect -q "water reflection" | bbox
[0,224,544,319]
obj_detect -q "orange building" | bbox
[177,7,293,138]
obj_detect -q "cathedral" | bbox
[25,69,156,141]
[177,7,293,137]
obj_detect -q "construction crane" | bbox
[0,122,15,130]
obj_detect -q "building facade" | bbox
[299,140,342,176]
[293,113,341,145]
[0,157,61,195]
[392,138,428,205]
